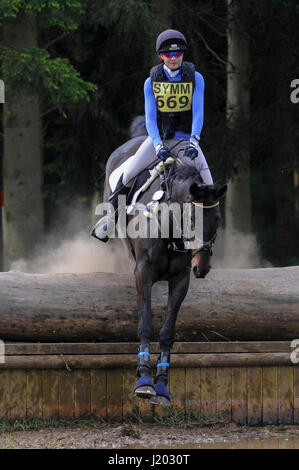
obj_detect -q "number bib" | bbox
[152,81,193,113]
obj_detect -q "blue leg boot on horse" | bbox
[134,342,156,399]
[150,349,171,406]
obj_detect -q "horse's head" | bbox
[189,182,227,278]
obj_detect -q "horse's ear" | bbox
[189,183,206,200]
[214,184,227,200]
[190,183,199,198]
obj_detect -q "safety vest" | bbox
[150,61,195,140]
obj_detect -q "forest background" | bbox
[0,0,298,272]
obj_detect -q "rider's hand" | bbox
[185,135,200,160]
[155,143,169,162]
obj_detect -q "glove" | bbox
[185,135,200,160]
[155,143,169,162]
[185,145,198,160]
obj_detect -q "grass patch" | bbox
[0,416,107,433]
[0,407,229,433]
[152,406,228,427]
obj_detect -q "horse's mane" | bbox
[130,115,147,138]
[163,164,203,200]
[171,165,202,182]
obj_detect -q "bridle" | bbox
[189,200,220,258]
[155,155,220,258]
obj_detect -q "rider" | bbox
[92,29,213,240]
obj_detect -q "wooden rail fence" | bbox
[0,342,298,424]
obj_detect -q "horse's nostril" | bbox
[193,264,211,279]
[193,266,201,278]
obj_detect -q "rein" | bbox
[188,200,220,258]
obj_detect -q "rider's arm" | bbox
[191,71,205,138]
[144,77,162,147]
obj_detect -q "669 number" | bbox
[156,94,189,109]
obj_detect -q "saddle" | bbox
[126,156,182,219]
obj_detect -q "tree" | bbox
[224,0,252,260]
[0,1,97,270]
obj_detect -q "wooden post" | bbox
[59,370,75,419]
[247,367,262,425]
[262,367,278,425]
[232,368,247,425]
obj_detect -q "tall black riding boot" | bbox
[90,174,130,242]
[109,174,130,215]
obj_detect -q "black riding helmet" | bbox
[156,29,187,53]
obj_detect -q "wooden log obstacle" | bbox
[1,268,299,341]
[0,341,298,425]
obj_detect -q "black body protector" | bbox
[150,61,195,140]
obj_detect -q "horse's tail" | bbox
[130,115,147,138]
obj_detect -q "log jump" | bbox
[0,266,298,341]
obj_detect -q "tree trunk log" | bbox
[0,267,298,341]
[225,0,252,261]
[2,12,44,270]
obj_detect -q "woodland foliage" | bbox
[0,0,298,266]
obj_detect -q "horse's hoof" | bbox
[135,385,156,399]
[150,395,171,407]
[134,376,156,399]
[149,383,171,407]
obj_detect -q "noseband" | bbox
[191,201,220,210]
[187,200,219,258]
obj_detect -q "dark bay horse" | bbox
[102,135,227,406]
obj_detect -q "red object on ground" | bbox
[0,191,4,207]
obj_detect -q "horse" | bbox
[100,127,227,406]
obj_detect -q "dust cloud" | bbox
[10,204,134,274]
[9,204,270,274]
[213,228,272,269]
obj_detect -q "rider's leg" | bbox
[109,173,130,209]
[122,137,157,187]
[164,139,214,185]
[108,138,156,233]
[192,146,214,185]
[91,138,157,243]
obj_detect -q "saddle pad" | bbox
[109,155,134,192]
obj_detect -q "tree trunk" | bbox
[151,0,172,64]
[272,7,297,261]
[294,168,299,227]
[225,0,252,259]
[0,267,298,341]
[2,12,44,271]
[156,0,172,27]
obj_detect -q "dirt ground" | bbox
[0,422,299,449]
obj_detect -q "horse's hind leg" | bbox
[134,259,156,399]
[150,270,190,407]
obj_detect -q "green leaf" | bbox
[1,47,97,114]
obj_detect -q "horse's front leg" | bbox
[150,268,190,406]
[134,259,156,399]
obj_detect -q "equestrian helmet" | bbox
[156,29,187,53]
